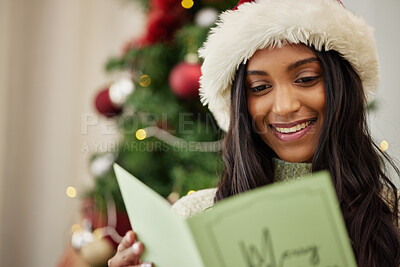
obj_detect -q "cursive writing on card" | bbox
[239,228,320,267]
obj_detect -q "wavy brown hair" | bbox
[215,48,400,266]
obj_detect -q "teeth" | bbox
[275,120,313,134]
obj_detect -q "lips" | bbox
[270,118,317,142]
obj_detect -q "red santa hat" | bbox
[199,0,378,132]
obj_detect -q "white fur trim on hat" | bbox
[199,0,379,132]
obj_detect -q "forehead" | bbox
[247,44,316,68]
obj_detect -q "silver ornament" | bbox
[90,153,115,177]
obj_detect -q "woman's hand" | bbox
[108,230,153,267]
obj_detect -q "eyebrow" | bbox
[287,57,319,72]
[247,57,319,76]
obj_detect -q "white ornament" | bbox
[109,77,135,107]
[194,7,219,27]
[90,153,115,177]
[71,219,95,250]
[71,229,94,250]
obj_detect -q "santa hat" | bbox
[199,0,378,132]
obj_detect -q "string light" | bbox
[142,126,223,152]
[181,0,194,9]
[66,186,77,198]
[136,129,147,140]
[139,75,151,87]
[97,195,123,243]
[380,140,389,152]
[187,190,196,195]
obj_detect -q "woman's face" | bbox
[246,44,325,163]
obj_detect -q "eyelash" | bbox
[249,84,272,92]
[295,76,321,84]
[249,76,321,93]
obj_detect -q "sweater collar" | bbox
[272,158,312,182]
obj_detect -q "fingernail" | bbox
[132,242,140,254]
[108,260,111,266]
[141,263,152,267]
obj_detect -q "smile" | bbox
[274,120,313,134]
[270,118,317,142]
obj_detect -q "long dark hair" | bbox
[215,47,400,266]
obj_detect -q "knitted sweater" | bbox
[171,159,399,221]
[171,158,312,218]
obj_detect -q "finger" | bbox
[131,242,144,262]
[117,230,136,252]
[109,242,144,266]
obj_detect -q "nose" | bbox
[271,85,301,116]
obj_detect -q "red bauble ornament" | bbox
[169,62,202,99]
[94,88,122,117]
[151,0,181,11]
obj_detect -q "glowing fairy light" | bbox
[139,75,151,87]
[181,0,194,9]
[187,190,196,195]
[380,140,389,152]
[136,129,147,140]
[66,186,77,198]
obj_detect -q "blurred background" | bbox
[0,0,399,266]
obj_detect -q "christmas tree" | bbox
[62,1,238,266]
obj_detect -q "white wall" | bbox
[344,0,400,181]
[0,0,144,266]
[0,0,11,263]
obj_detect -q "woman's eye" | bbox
[250,84,271,92]
[295,76,320,84]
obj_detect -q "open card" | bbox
[114,164,356,267]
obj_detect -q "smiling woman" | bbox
[108,0,400,266]
[212,40,400,266]
[246,45,325,163]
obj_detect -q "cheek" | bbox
[247,97,270,130]
[247,95,274,118]
[247,96,259,117]
[304,85,326,116]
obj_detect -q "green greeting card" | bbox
[114,164,357,267]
